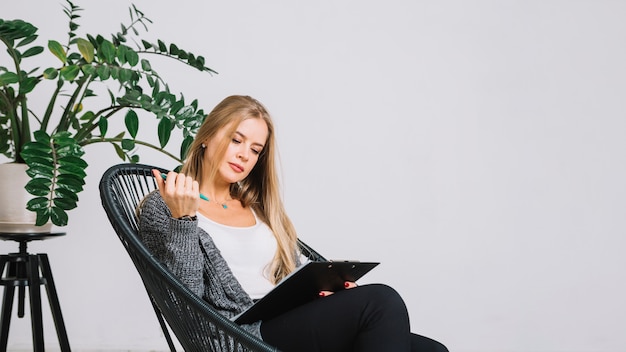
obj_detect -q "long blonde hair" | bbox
[181,95,298,284]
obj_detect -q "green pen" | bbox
[160,173,210,201]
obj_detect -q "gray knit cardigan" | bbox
[138,191,263,338]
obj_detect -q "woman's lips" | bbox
[229,162,244,173]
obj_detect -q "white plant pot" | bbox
[0,163,52,233]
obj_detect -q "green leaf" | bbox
[180,135,193,160]
[141,59,152,72]
[21,46,44,58]
[96,65,110,80]
[60,65,80,81]
[56,174,85,192]
[56,144,84,158]
[176,105,196,119]
[25,165,54,178]
[25,178,52,197]
[98,116,108,136]
[81,65,96,76]
[124,109,139,138]
[0,72,19,85]
[121,139,135,151]
[125,48,139,66]
[48,40,66,63]
[35,209,50,227]
[58,164,86,178]
[21,140,50,150]
[20,139,49,150]
[170,99,184,115]
[20,147,52,160]
[67,52,81,62]
[76,38,94,63]
[16,34,38,48]
[19,76,38,94]
[51,132,76,146]
[21,156,54,169]
[43,67,59,79]
[58,155,88,169]
[55,188,79,202]
[33,130,50,144]
[53,197,77,211]
[99,39,116,63]
[112,142,126,160]
[168,43,179,55]
[109,67,119,80]
[50,207,68,226]
[79,110,95,121]
[157,39,167,52]
[119,68,133,82]
[26,197,49,211]
[157,118,173,148]
[116,44,127,64]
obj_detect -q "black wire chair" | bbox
[99,163,325,352]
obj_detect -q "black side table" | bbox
[0,232,71,352]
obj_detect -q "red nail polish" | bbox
[319,292,325,297]
[344,282,350,288]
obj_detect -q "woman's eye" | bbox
[251,149,261,155]
[232,138,241,144]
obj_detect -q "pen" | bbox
[160,173,210,201]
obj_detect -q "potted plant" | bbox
[0,1,215,231]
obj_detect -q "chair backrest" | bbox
[99,163,285,352]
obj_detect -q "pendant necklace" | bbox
[206,197,231,209]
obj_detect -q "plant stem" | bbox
[16,96,31,162]
[41,79,63,132]
[56,75,90,133]
[1,36,31,161]
[73,105,125,142]
[81,137,182,162]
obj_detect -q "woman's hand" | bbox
[318,281,357,297]
[153,169,200,219]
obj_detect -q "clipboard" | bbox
[233,260,379,324]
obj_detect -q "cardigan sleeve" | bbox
[138,191,205,297]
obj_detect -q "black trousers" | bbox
[260,284,448,352]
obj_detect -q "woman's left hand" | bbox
[319,281,357,297]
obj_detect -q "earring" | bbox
[201,143,206,148]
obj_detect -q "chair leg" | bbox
[38,254,71,352]
[149,297,177,352]
[16,257,25,319]
[27,255,44,352]
[0,257,15,352]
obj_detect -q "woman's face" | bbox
[205,117,269,185]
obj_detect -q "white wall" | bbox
[3,1,626,351]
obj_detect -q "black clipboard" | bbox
[233,260,379,324]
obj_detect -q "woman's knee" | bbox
[411,333,449,352]
[353,284,410,321]
[358,284,406,306]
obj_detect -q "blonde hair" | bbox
[181,95,298,284]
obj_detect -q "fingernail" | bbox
[344,282,350,288]
[319,292,325,297]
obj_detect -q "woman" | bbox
[138,95,448,351]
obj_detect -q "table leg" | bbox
[38,254,71,351]
[27,255,44,352]
[16,256,25,319]
[0,257,14,352]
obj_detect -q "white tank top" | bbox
[197,211,277,299]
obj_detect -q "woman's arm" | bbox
[138,191,205,297]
